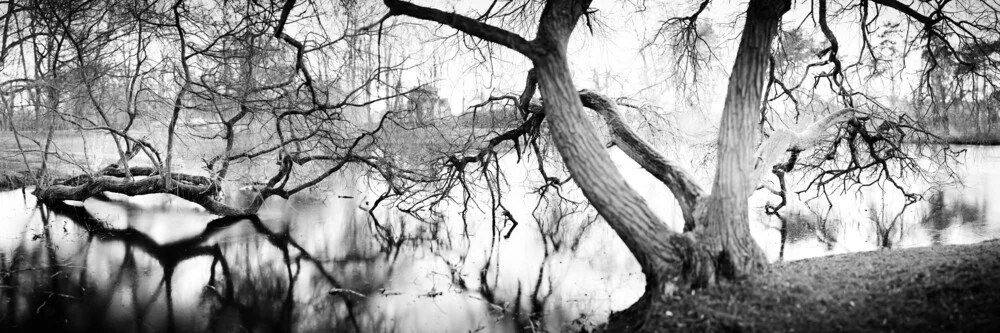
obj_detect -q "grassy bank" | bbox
[0,158,38,191]
[940,133,1000,146]
[946,137,1000,146]
[0,171,34,191]
[639,240,1000,332]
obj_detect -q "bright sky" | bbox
[374,0,735,132]
[0,0,935,136]
[370,0,928,136]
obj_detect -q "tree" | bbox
[377,0,980,330]
[3,0,989,331]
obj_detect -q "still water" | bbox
[1,146,998,332]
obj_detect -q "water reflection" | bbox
[919,190,989,246]
[0,190,395,332]
[755,146,1000,260]
[0,188,607,333]
[3,147,1000,332]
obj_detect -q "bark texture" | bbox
[693,0,791,283]
[579,91,704,230]
[530,0,694,293]
[33,166,249,216]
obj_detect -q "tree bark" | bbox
[33,166,248,216]
[578,91,704,231]
[529,0,695,295]
[694,0,790,282]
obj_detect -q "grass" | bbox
[639,240,1000,332]
[0,129,217,191]
[0,130,98,191]
[0,158,72,191]
[0,159,36,191]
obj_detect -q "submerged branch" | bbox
[33,166,246,216]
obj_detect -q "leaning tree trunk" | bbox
[535,0,791,329]
[529,0,694,296]
[692,0,790,283]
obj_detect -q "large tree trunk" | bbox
[692,0,790,283]
[530,0,694,296]
[33,166,249,216]
[600,1,791,331]
[528,0,790,306]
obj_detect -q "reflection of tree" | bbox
[774,207,840,260]
[0,199,394,332]
[2,243,82,332]
[427,189,598,333]
[923,190,950,245]
[919,190,988,246]
[519,194,598,332]
[865,199,914,250]
[0,205,88,332]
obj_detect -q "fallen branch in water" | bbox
[33,165,247,216]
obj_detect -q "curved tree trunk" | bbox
[530,0,695,297]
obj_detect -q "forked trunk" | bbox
[385,0,791,330]
[602,1,790,330]
[534,0,789,296]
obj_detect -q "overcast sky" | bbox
[364,0,927,137]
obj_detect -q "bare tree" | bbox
[3,0,993,331]
[374,0,983,330]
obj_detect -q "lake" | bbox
[1,145,998,332]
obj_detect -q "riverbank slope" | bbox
[630,240,1000,332]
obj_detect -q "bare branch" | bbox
[578,90,703,231]
[382,0,541,59]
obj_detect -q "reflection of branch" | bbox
[328,287,368,299]
[46,200,249,267]
[42,199,237,331]
[44,197,364,329]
